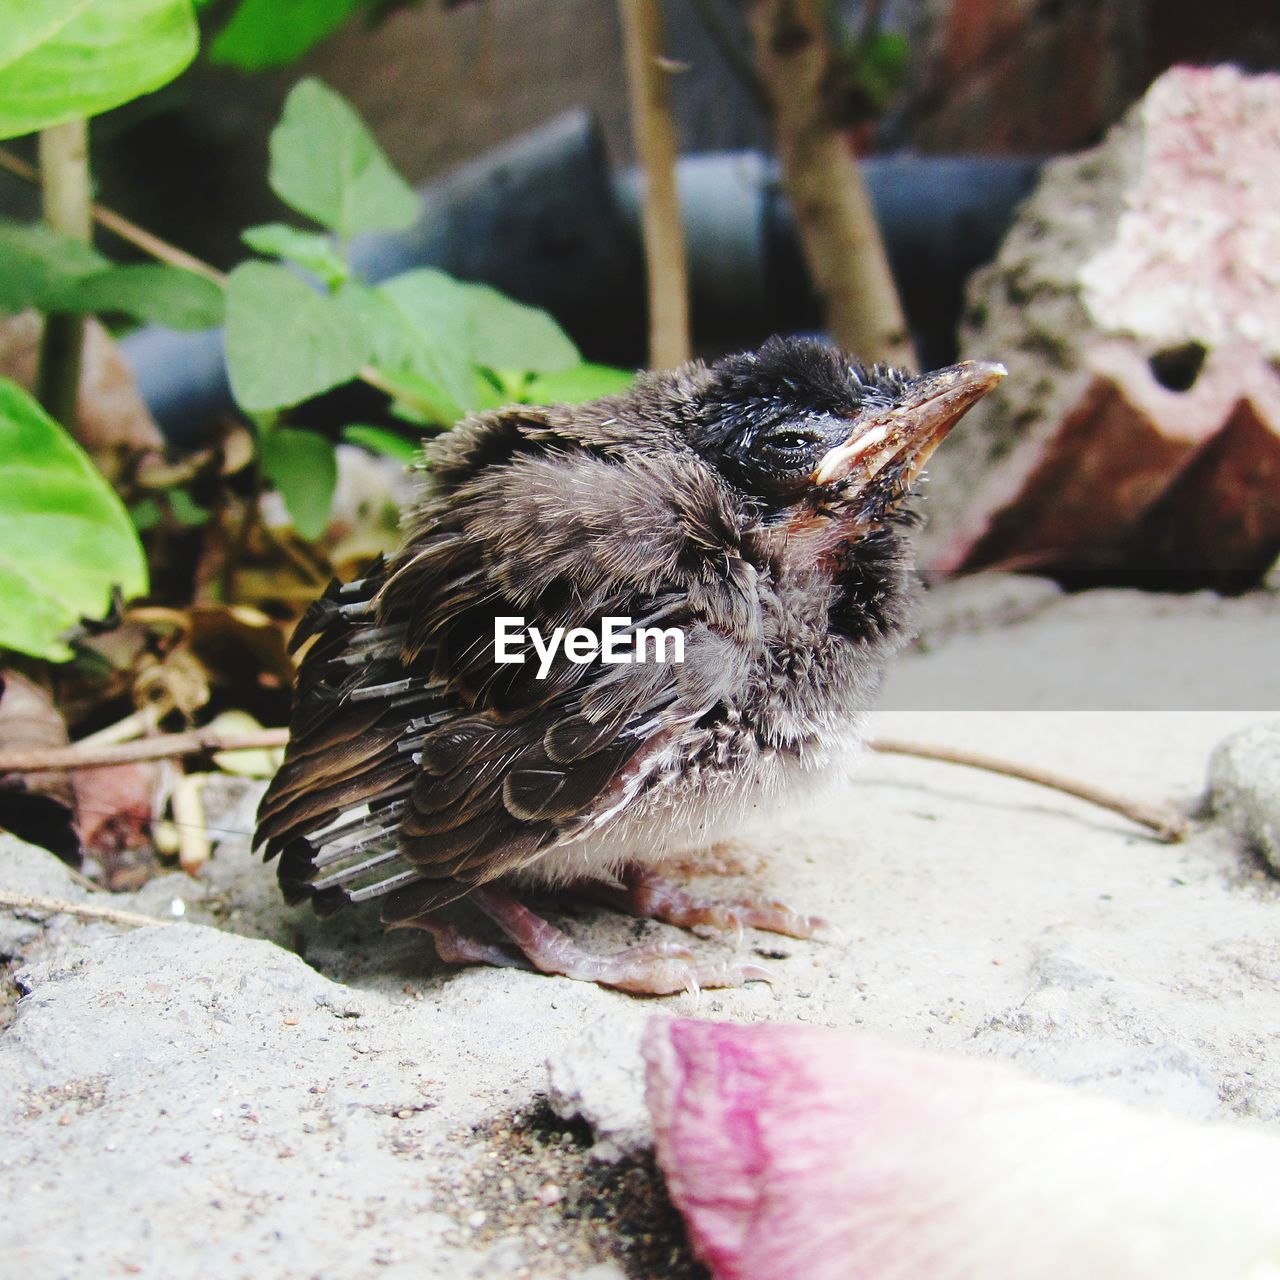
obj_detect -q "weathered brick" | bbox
[918,67,1280,591]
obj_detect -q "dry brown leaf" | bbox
[0,671,79,863]
[73,760,162,890]
[0,311,163,482]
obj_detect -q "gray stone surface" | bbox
[547,1021,651,1162]
[0,836,91,969]
[2,583,1279,1278]
[886,582,1280,712]
[1208,722,1280,875]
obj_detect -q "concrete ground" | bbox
[2,577,1278,1279]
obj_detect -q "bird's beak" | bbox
[811,360,1006,492]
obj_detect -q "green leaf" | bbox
[341,423,420,463]
[0,226,221,330]
[0,222,221,329]
[167,488,212,526]
[379,367,464,428]
[209,0,365,71]
[354,269,578,402]
[465,283,579,375]
[858,32,909,111]
[0,0,198,140]
[525,362,635,404]
[0,219,108,312]
[268,78,419,239]
[129,496,162,532]
[0,377,148,661]
[471,368,525,411]
[69,264,225,329]
[341,274,473,418]
[224,261,367,411]
[260,426,337,541]
[0,1,94,72]
[130,488,210,530]
[242,222,347,287]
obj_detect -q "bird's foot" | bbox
[469,885,772,996]
[572,864,829,940]
[385,912,530,970]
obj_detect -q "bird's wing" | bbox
[256,428,757,920]
[254,555,441,914]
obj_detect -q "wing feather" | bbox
[256,403,749,918]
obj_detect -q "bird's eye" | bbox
[768,431,812,453]
[740,426,828,488]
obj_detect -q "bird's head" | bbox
[687,338,1005,548]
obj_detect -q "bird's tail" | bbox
[254,557,429,916]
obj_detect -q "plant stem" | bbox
[745,0,913,368]
[35,120,93,427]
[618,0,691,370]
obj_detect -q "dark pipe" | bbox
[121,109,1041,442]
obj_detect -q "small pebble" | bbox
[1208,722,1280,875]
[467,1210,487,1230]
[537,1182,563,1207]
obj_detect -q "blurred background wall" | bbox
[3,0,1274,273]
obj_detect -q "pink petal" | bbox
[644,1019,1280,1280]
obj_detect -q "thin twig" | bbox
[0,146,225,284]
[868,736,1189,843]
[0,729,289,774]
[0,890,170,930]
[618,0,691,369]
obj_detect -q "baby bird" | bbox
[256,337,1004,993]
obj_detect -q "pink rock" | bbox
[644,1018,1280,1280]
[920,66,1280,591]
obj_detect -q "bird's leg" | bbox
[468,884,772,996]
[569,864,828,940]
[385,912,531,970]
